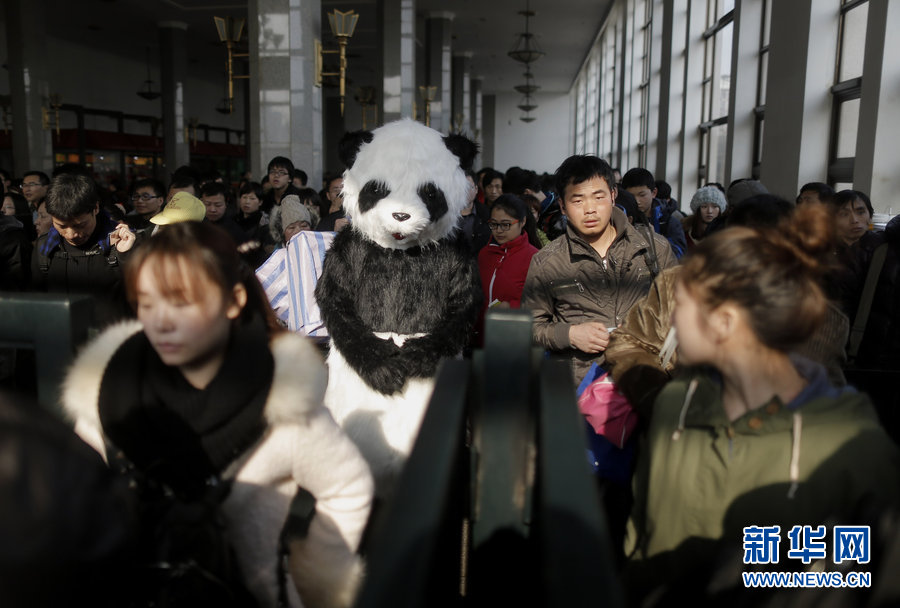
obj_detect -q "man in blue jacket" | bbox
[621,168,686,258]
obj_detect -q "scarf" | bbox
[40,209,119,257]
[98,317,274,497]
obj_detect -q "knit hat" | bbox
[726,179,768,208]
[689,186,728,214]
[150,192,206,225]
[280,195,311,229]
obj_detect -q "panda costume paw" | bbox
[315,119,481,496]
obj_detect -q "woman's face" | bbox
[283,220,311,242]
[488,207,523,246]
[672,281,716,366]
[240,192,262,215]
[136,259,244,388]
[699,203,720,224]
[1,196,16,216]
[835,198,871,246]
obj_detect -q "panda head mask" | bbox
[339,119,478,250]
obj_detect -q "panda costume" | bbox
[315,119,481,497]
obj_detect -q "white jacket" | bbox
[61,321,374,608]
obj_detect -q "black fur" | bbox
[442,134,479,171]
[315,228,482,395]
[338,130,374,168]
[417,182,448,222]
[358,181,392,214]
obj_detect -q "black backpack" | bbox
[107,448,259,608]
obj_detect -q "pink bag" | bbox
[577,372,638,449]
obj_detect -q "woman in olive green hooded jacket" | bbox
[624,205,900,603]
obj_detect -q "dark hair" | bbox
[23,171,50,186]
[490,194,542,249]
[680,204,834,351]
[3,191,30,216]
[482,170,504,189]
[167,173,197,196]
[238,181,264,201]
[614,189,645,224]
[46,173,99,220]
[324,173,343,192]
[125,221,282,336]
[656,180,672,200]
[620,168,656,191]
[554,155,616,200]
[726,194,794,230]
[832,189,874,219]
[503,167,529,195]
[798,182,835,204]
[200,181,231,201]
[267,156,295,176]
[131,178,165,199]
[293,169,307,185]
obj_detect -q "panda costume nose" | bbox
[392,212,410,222]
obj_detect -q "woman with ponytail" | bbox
[623,204,900,603]
[61,221,373,607]
[474,194,540,343]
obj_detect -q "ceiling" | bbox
[42,0,610,96]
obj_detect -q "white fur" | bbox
[342,118,470,250]
[61,324,373,608]
[324,345,436,499]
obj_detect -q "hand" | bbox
[569,322,610,354]
[334,217,350,232]
[110,223,136,253]
[491,300,511,309]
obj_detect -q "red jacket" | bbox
[477,232,539,316]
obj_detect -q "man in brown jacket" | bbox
[521,155,677,385]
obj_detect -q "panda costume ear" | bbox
[443,133,479,171]
[339,130,374,168]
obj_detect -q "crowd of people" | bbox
[0,146,898,606]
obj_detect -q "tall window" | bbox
[575,77,586,154]
[600,24,619,162]
[636,0,653,167]
[585,52,600,155]
[829,0,868,189]
[698,0,734,187]
[752,0,772,179]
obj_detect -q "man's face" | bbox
[327,178,344,210]
[167,185,195,203]
[203,193,227,222]
[268,166,291,191]
[835,199,871,245]
[626,185,656,215]
[798,190,823,206]
[52,206,99,247]
[560,175,616,242]
[132,186,164,216]
[22,175,48,204]
[484,178,503,204]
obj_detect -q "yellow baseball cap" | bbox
[150,192,207,225]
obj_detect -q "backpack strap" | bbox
[848,242,889,360]
[638,224,660,279]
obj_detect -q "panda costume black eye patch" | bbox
[358,181,392,213]
[417,182,448,221]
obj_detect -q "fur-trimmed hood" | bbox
[61,320,329,442]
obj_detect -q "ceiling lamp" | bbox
[136,47,161,101]
[508,1,544,65]
[520,115,536,123]
[517,95,538,112]
[513,71,540,95]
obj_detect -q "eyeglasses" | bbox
[269,170,290,178]
[22,182,43,188]
[488,220,519,232]
[131,193,159,202]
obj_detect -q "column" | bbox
[760,0,836,198]
[5,0,53,176]
[425,13,453,133]
[248,0,323,185]
[677,0,706,196]
[655,0,687,198]
[853,0,900,215]
[481,94,496,169]
[725,0,764,184]
[470,78,483,167]
[158,22,190,174]
[382,0,416,123]
[451,53,471,133]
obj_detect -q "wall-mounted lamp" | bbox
[213,16,249,114]
[42,94,62,136]
[354,86,377,129]
[418,85,437,127]
[137,46,161,100]
[315,9,359,116]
